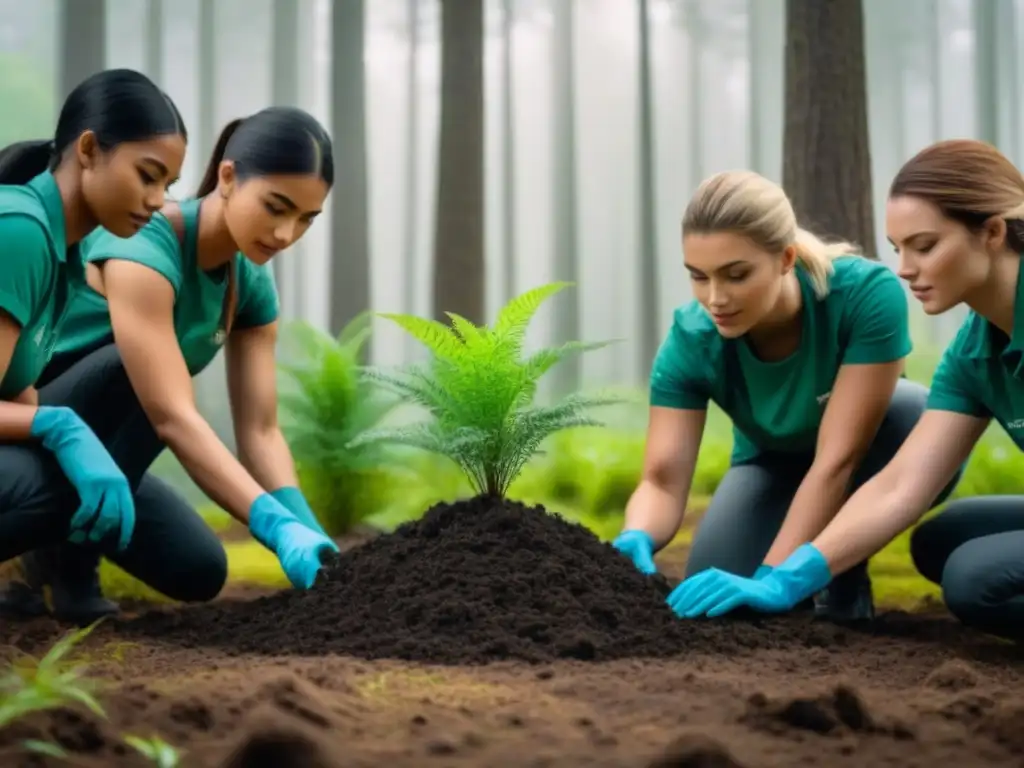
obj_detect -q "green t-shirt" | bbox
[650,256,912,463]
[927,262,1024,448]
[0,172,85,400]
[55,197,280,376]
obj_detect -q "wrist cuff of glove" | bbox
[271,486,318,522]
[248,493,289,551]
[773,543,833,598]
[753,564,774,579]
[29,406,78,450]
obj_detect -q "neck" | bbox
[747,270,803,350]
[963,252,1019,337]
[195,193,238,271]
[51,164,97,246]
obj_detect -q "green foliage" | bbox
[951,427,1024,497]
[277,313,406,535]
[123,734,182,767]
[352,282,622,498]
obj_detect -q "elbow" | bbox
[148,404,202,446]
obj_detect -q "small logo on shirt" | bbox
[1006,418,1024,431]
[212,329,227,346]
[816,391,832,405]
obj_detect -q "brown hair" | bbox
[683,170,859,299]
[889,139,1024,252]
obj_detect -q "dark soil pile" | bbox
[121,496,814,664]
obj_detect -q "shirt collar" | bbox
[25,171,67,262]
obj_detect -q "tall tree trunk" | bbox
[145,0,163,86]
[433,0,485,325]
[636,0,659,375]
[330,0,371,339]
[501,0,517,304]
[271,0,300,298]
[782,0,876,260]
[403,0,421,361]
[550,0,579,395]
[60,0,106,98]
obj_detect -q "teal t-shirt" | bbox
[927,263,1024,448]
[55,197,280,376]
[0,172,85,400]
[650,256,912,463]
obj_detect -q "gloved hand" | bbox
[248,493,339,589]
[271,486,330,538]
[753,564,774,579]
[667,544,832,619]
[612,530,658,575]
[30,406,135,552]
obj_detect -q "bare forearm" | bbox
[0,400,38,440]
[158,412,265,524]
[623,480,687,549]
[763,465,853,566]
[237,427,299,492]
[813,475,922,576]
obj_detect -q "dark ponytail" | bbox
[0,140,57,185]
[194,107,334,198]
[0,68,185,187]
[195,118,245,197]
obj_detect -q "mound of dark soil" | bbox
[120,496,808,664]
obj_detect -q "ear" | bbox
[982,215,1009,252]
[780,244,798,273]
[74,130,100,169]
[218,160,236,197]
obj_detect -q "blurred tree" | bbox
[637,0,658,371]
[782,0,876,259]
[330,0,371,341]
[433,0,485,325]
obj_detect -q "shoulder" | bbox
[0,210,52,252]
[943,311,988,360]
[656,301,722,363]
[826,256,906,313]
[82,217,184,293]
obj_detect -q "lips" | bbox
[711,311,740,324]
[129,213,151,229]
[910,285,932,299]
[255,242,281,258]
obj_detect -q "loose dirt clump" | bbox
[118,496,801,663]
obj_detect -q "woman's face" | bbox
[219,165,329,265]
[886,195,997,314]
[80,132,187,238]
[683,231,793,338]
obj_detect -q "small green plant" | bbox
[351,282,622,498]
[124,734,182,767]
[277,313,407,535]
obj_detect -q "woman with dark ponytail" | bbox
[2,107,338,623]
[0,68,187,622]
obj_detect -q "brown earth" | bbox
[2,497,1024,767]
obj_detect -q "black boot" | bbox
[0,550,53,618]
[50,546,121,625]
[0,547,120,624]
[813,563,875,623]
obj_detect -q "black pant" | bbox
[911,497,1024,640]
[0,344,227,602]
[686,379,962,583]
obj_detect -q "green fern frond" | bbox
[335,309,374,349]
[377,313,465,361]
[375,282,622,498]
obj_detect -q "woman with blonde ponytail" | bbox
[668,141,1024,637]
[613,169,960,624]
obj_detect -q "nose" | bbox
[707,282,727,309]
[895,250,916,282]
[273,220,298,246]
[144,188,165,213]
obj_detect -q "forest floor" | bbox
[4,501,1016,768]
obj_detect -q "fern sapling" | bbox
[350,282,621,498]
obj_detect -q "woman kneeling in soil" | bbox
[1,107,339,623]
[0,70,188,618]
[667,141,1024,639]
[613,170,961,623]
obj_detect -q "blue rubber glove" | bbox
[753,564,774,579]
[667,544,832,619]
[612,530,658,575]
[271,486,330,539]
[248,493,339,589]
[30,406,135,552]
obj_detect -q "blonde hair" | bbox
[682,170,860,299]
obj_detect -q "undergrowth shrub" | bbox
[351,282,622,498]
[276,314,406,536]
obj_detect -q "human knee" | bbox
[939,542,995,626]
[164,543,228,603]
[908,516,949,583]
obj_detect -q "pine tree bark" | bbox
[433,0,486,324]
[782,0,876,259]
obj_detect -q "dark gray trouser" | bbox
[685,379,962,585]
[0,344,227,602]
[911,497,1024,641]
